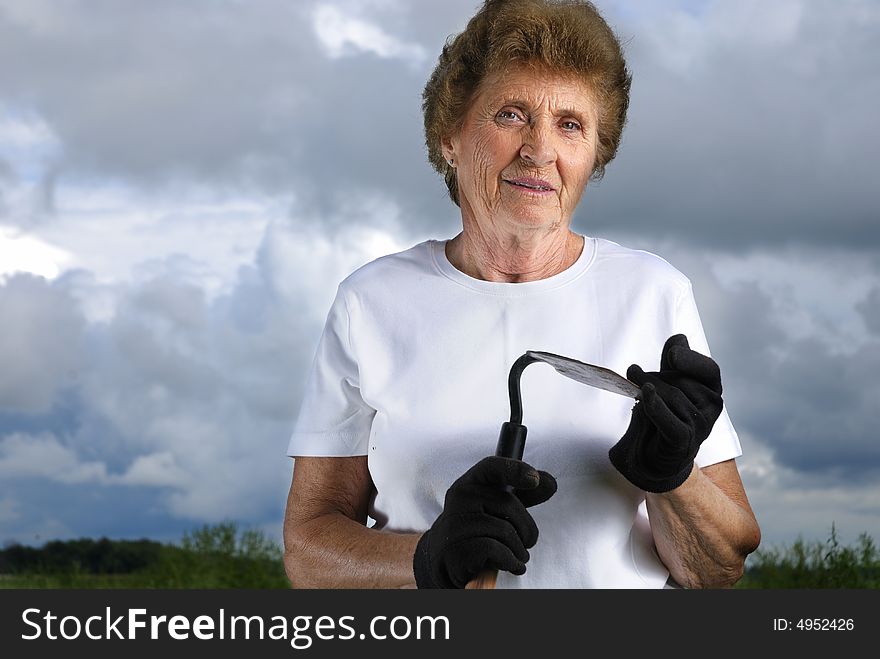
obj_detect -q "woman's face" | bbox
[444,66,599,235]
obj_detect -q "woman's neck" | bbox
[445,227,584,283]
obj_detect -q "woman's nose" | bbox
[520,123,556,168]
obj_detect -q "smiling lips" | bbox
[504,176,556,193]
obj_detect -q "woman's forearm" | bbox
[284,513,421,588]
[645,465,761,588]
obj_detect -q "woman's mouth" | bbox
[504,177,556,194]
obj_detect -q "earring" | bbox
[447,158,454,167]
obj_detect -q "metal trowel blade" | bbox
[526,350,642,399]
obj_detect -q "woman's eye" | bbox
[561,120,582,131]
[497,110,523,122]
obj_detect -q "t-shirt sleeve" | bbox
[286,286,375,457]
[674,280,743,468]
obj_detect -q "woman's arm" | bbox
[645,459,761,588]
[283,456,420,588]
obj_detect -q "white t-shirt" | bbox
[287,237,742,588]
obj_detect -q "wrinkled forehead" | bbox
[469,64,600,116]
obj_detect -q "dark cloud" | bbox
[749,338,880,479]
[0,224,321,540]
[607,242,880,485]
[857,287,880,334]
[0,476,207,546]
[0,1,311,183]
[2,1,875,248]
[1,0,879,547]
[0,0,459,237]
[577,1,880,249]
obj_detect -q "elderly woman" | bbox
[284,0,760,589]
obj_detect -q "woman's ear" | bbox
[441,134,458,166]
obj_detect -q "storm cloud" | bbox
[0,0,878,549]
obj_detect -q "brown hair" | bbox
[422,0,632,206]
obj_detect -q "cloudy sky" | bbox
[0,0,878,553]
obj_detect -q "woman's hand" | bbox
[609,334,724,493]
[413,456,557,589]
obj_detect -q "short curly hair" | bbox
[422,0,631,206]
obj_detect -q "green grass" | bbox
[0,573,155,588]
[1,521,290,589]
[737,524,880,588]
[5,521,879,588]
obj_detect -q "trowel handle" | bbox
[465,421,527,590]
[494,421,528,463]
[465,569,498,589]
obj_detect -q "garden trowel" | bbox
[465,350,640,589]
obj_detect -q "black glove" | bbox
[413,456,557,589]
[608,334,724,493]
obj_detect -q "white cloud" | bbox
[0,110,62,223]
[266,204,409,323]
[0,433,108,485]
[3,183,289,327]
[112,451,189,488]
[0,225,70,281]
[0,274,85,413]
[629,0,805,76]
[0,109,59,157]
[0,217,402,525]
[312,4,427,64]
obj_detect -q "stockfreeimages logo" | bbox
[21,608,451,649]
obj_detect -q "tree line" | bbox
[0,521,289,588]
[1,537,163,575]
[2,522,879,588]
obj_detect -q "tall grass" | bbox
[5,521,879,588]
[153,521,288,588]
[737,524,880,588]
